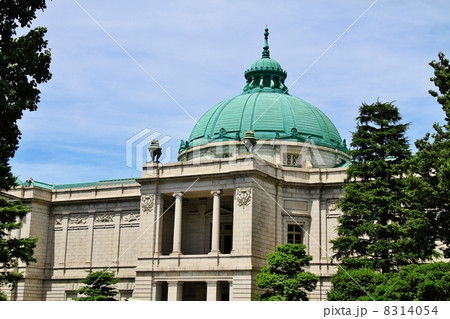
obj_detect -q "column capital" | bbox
[173,192,184,198]
[210,189,223,196]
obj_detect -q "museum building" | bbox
[2,29,351,301]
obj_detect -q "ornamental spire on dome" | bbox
[262,27,270,58]
[243,28,288,94]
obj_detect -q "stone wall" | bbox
[251,178,278,267]
[3,182,141,300]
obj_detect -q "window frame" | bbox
[287,224,303,244]
[282,214,310,254]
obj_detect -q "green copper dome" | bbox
[249,58,283,73]
[179,28,347,154]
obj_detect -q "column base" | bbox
[170,251,182,256]
[208,250,220,256]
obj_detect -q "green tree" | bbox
[330,101,437,274]
[255,243,318,301]
[0,197,38,296]
[329,263,450,301]
[0,0,51,299]
[327,268,386,301]
[410,52,450,257]
[1,0,52,190]
[373,262,450,301]
[75,270,119,301]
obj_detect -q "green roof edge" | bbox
[19,178,137,190]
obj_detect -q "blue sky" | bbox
[10,0,450,185]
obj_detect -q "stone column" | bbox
[209,190,222,254]
[167,281,183,301]
[171,192,183,255]
[206,281,218,301]
[154,194,162,255]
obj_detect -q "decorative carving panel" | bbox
[236,188,251,208]
[122,212,140,223]
[328,200,338,211]
[327,199,342,218]
[54,216,63,226]
[141,195,155,214]
[69,215,87,225]
[95,213,114,223]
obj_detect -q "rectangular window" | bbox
[287,224,302,244]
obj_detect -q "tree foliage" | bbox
[373,262,450,301]
[328,55,450,301]
[429,52,450,122]
[75,270,119,301]
[0,0,52,190]
[255,243,318,301]
[330,101,437,274]
[327,268,385,301]
[328,262,450,301]
[0,197,38,288]
[410,52,450,257]
[0,0,51,299]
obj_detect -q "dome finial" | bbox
[262,27,270,58]
[243,27,288,94]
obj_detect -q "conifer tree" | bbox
[255,243,318,301]
[0,197,38,295]
[410,52,450,257]
[330,101,437,274]
[373,262,450,301]
[75,270,119,301]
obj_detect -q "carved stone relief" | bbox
[69,215,87,225]
[141,195,155,214]
[327,199,342,218]
[54,216,63,226]
[328,200,339,211]
[122,212,140,223]
[236,188,251,207]
[95,214,114,223]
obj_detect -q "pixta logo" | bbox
[126,129,172,171]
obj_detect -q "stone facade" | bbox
[2,149,347,301]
